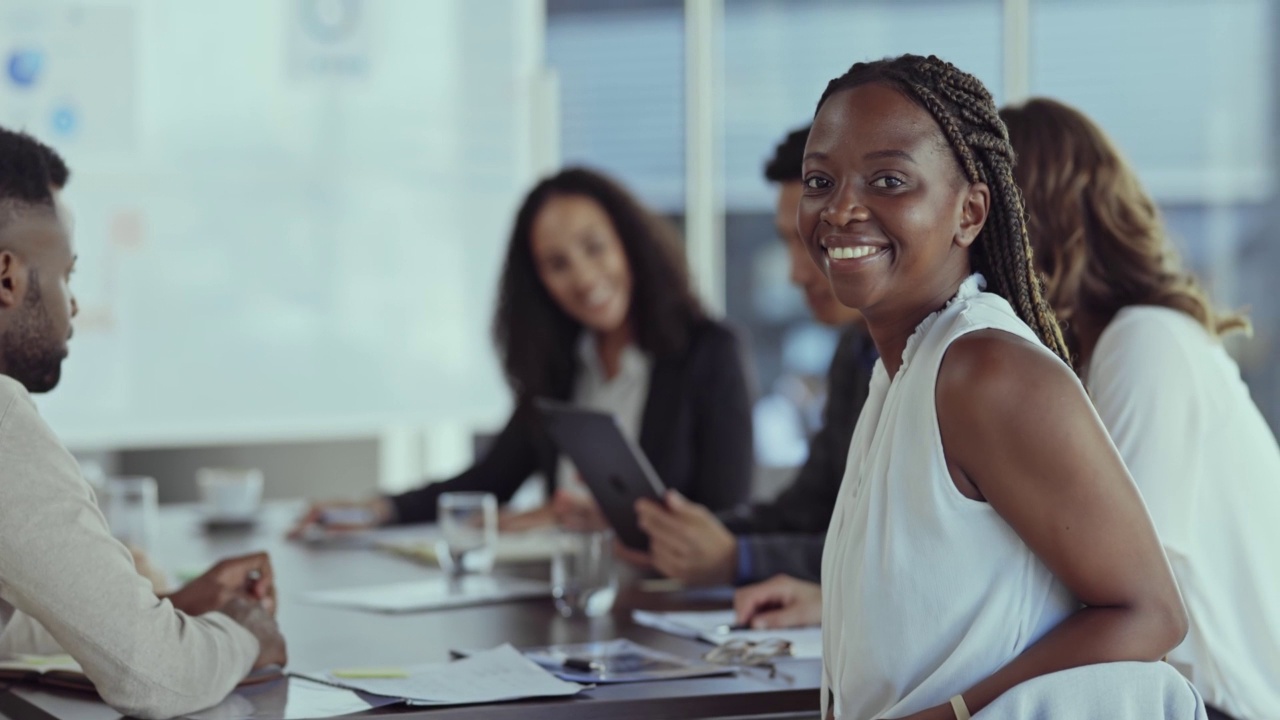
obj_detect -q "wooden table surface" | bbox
[0,502,821,720]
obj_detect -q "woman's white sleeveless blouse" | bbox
[820,275,1077,719]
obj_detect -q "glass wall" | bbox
[0,0,541,447]
[545,0,1280,469]
[546,0,685,212]
[1030,0,1280,427]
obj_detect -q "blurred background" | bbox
[2,0,1276,502]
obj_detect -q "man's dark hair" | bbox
[37,140,69,190]
[494,167,706,400]
[0,127,59,218]
[763,125,811,183]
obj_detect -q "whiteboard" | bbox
[0,0,544,448]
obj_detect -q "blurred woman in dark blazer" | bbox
[291,167,754,533]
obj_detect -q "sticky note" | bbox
[20,655,77,667]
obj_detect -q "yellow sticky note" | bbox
[16,654,76,667]
[331,668,409,679]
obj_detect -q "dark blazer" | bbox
[718,324,876,583]
[390,319,755,524]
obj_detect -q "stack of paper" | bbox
[632,609,823,659]
[302,575,549,613]
[295,645,585,707]
[188,677,393,720]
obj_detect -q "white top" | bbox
[1086,305,1280,719]
[821,275,1076,719]
[555,334,652,495]
[0,375,258,719]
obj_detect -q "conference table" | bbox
[0,502,821,720]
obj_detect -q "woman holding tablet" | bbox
[739,54,1201,719]
[1001,97,1279,720]
[291,168,753,533]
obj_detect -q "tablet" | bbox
[535,398,666,550]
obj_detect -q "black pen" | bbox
[714,622,752,634]
[562,656,604,673]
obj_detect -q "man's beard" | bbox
[1,275,65,393]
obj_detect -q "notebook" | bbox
[0,654,284,694]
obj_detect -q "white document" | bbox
[296,645,584,706]
[186,677,388,720]
[632,609,737,638]
[302,575,549,613]
[632,609,823,659]
[377,529,562,565]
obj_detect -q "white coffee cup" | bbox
[196,467,264,522]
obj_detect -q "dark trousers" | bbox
[1206,706,1238,720]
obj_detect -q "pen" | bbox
[245,569,263,595]
[561,656,604,673]
[714,622,751,634]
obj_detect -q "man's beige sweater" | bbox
[0,375,258,718]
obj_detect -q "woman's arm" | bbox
[387,400,543,524]
[920,329,1187,719]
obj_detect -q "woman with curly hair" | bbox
[291,168,753,534]
[1003,97,1280,720]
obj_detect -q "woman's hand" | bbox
[732,574,822,629]
[287,497,393,539]
[497,504,556,532]
[884,703,958,720]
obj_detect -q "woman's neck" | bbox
[594,324,634,380]
[865,274,969,379]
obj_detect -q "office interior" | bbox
[12,0,1273,506]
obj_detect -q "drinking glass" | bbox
[435,492,498,575]
[103,476,159,554]
[551,528,618,618]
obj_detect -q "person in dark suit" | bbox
[290,167,754,533]
[625,126,875,586]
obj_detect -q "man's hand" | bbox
[218,596,288,671]
[733,574,822,629]
[167,552,276,617]
[635,490,737,586]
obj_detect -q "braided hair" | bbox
[816,54,1070,363]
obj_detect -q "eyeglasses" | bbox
[702,638,793,677]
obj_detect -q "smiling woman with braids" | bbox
[733,55,1204,719]
[1002,98,1280,720]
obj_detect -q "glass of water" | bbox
[552,528,618,618]
[435,492,498,575]
[102,476,159,554]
